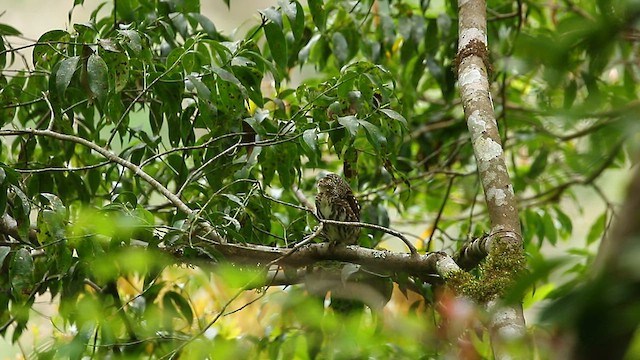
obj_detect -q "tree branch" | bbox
[192,238,455,279]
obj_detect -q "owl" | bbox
[315,174,361,245]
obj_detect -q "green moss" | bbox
[445,239,526,303]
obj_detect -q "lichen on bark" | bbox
[446,240,526,304]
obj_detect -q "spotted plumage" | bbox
[315,174,361,245]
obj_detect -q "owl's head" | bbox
[317,173,351,195]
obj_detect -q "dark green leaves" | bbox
[0,23,21,36]
[0,246,10,268]
[55,56,80,96]
[338,115,359,136]
[307,0,325,31]
[0,36,5,69]
[117,29,142,53]
[86,54,108,104]
[331,32,348,65]
[33,30,70,69]
[10,248,34,301]
[263,16,288,71]
[163,290,194,325]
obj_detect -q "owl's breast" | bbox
[317,196,333,219]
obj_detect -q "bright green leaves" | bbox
[211,66,247,98]
[301,128,321,166]
[338,115,359,135]
[292,62,406,183]
[337,116,387,154]
[522,206,576,247]
[586,212,607,246]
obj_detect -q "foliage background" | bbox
[0,0,638,358]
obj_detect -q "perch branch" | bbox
[193,238,454,279]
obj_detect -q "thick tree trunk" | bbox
[456,0,528,357]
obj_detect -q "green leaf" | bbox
[277,144,297,188]
[527,148,549,180]
[186,74,211,100]
[163,291,194,325]
[307,0,325,31]
[0,36,5,69]
[542,211,557,246]
[553,206,573,239]
[0,23,22,36]
[11,185,30,224]
[564,79,577,108]
[211,66,247,97]
[189,13,218,38]
[338,115,359,136]
[264,21,288,71]
[379,108,408,126]
[101,50,129,92]
[118,29,142,53]
[260,7,283,28]
[586,212,606,245]
[10,248,34,300]
[523,208,543,245]
[40,193,66,215]
[284,0,304,41]
[55,56,80,96]
[301,128,320,165]
[302,128,318,152]
[87,53,109,104]
[359,120,387,153]
[33,30,70,68]
[0,246,10,267]
[331,32,348,64]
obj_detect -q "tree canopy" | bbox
[1,0,639,358]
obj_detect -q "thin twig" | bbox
[266,223,324,268]
[14,160,111,173]
[176,138,241,197]
[0,129,226,241]
[292,183,315,212]
[41,91,55,131]
[427,176,455,251]
[106,35,201,147]
[319,218,419,256]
